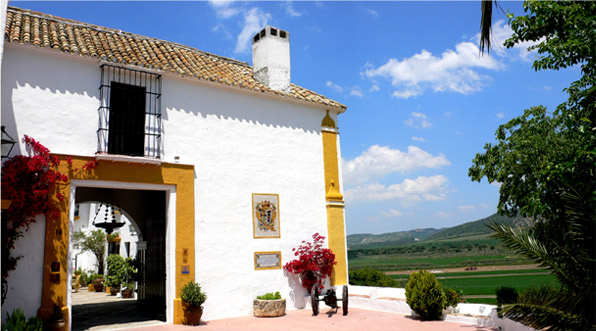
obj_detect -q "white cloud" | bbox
[543,85,552,91]
[285,1,303,17]
[326,81,343,92]
[350,87,364,97]
[491,181,502,188]
[405,112,432,129]
[367,9,378,18]
[435,211,454,219]
[345,175,449,204]
[480,203,490,209]
[235,8,271,54]
[370,85,380,92]
[364,39,502,98]
[381,209,402,218]
[497,112,505,119]
[458,205,476,213]
[412,136,426,142]
[343,145,450,186]
[444,112,453,117]
[209,0,240,19]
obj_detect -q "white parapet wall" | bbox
[346,285,536,330]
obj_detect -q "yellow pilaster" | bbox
[321,110,348,285]
[38,155,195,325]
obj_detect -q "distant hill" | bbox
[347,228,442,249]
[428,213,528,241]
[347,213,529,249]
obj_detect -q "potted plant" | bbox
[284,233,336,293]
[121,281,135,298]
[106,254,125,295]
[254,291,286,317]
[180,281,207,326]
[92,274,104,292]
[121,257,137,299]
[106,232,121,243]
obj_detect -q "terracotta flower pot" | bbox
[182,303,203,326]
[93,278,104,292]
[110,285,120,296]
[122,289,133,298]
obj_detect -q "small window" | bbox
[270,28,277,36]
[98,64,162,158]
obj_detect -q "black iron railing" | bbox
[98,64,162,158]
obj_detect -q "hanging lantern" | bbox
[92,189,125,234]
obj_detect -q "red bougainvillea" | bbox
[284,233,336,293]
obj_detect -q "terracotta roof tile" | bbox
[4,6,346,111]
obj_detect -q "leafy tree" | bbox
[470,1,595,329]
[349,268,401,288]
[73,230,107,275]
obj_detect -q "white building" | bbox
[1,5,348,328]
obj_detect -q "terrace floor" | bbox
[72,288,499,331]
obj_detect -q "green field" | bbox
[349,255,527,271]
[390,268,548,279]
[437,274,558,296]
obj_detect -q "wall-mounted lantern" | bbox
[1,126,16,159]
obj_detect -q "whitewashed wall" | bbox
[1,215,46,322]
[1,44,341,322]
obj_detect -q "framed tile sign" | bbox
[252,193,280,238]
[254,251,282,270]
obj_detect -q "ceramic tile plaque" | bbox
[254,251,281,270]
[252,193,280,238]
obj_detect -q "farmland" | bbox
[346,213,557,304]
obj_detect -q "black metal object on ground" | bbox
[311,285,348,316]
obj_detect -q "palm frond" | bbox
[480,0,493,55]
[502,303,592,331]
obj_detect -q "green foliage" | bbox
[180,281,207,308]
[405,270,447,320]
[78,269,90,286]
[105,254,125,287]
[471,1,596,329]
[443,288,461,307]
[122,257,137,289]
[73,230,107,274]
[349,268,401,288]
[496,286,518,306]
[257,292,281,300]
[1,309,43,331]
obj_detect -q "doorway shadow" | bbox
[72,297,159,331]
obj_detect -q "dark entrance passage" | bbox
[74,187,167,328]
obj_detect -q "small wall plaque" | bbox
[254,251,281,270]
[181,264,190,274]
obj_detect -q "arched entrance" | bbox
[37,156,195,329]
[71,187,167,329]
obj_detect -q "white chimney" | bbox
[252,26,291,93]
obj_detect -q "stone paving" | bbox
[72,288,162,331]
[71,287,498,331]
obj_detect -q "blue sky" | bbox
[12,1,579,235]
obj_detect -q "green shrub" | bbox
[443,288,461,307]
[495,286,518,305]
[78,269,90,286]
[257,292,282,300]
[405,270,447,320]
[180,281,207,308]
[106,254,125,287]
[349,268,401,288]
[1,309,43,331]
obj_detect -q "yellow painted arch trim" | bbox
[38,155,195,325]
